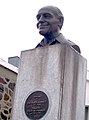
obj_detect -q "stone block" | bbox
[12,44,87,120]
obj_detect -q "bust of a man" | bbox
[36,6,81,53]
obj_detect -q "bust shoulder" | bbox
[57,34,81,53]
[67,39,81,53]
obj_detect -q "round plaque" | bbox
[24,91,49,120]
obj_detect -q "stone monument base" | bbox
[12,44,87,120]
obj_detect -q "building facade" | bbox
[0,59,18,120]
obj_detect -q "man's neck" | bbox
[44,32,60,44]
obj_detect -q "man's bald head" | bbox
[38,6,64,29]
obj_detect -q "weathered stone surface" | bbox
[5,78,10,83]
[0,77,6,84]
[60,46,87,120]
[4,93,9,101]
[0,76,16,119]
[8,83,15,91]
[0,93,2,100]
[12,44,87,120]
[0,84,4,93]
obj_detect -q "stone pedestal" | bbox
[12,44,87,120]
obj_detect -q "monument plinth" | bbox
[12,44,87,120]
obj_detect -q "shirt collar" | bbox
[39,33,67,47]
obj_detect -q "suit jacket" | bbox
[36,33,81,54]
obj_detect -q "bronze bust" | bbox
[36,6,81,53]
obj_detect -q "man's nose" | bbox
[38,15,44,22]
[37,15,45,28]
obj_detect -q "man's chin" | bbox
[39,30,47,36]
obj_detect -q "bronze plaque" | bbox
[24,91,49,119]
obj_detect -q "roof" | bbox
[0,58,18,73]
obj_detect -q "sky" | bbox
[0,0,89,69]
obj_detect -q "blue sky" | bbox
[0,0,89,69]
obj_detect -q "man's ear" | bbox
[58,16,64,29]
